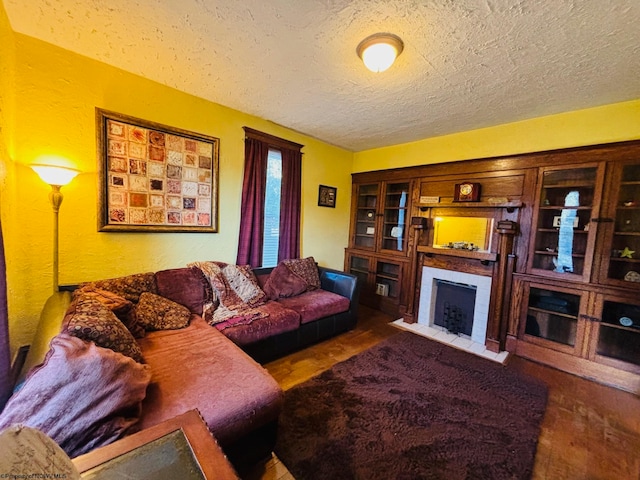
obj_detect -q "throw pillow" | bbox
[283,257,321,290]
[79,272,157,303]
[155,267,211,314]
[0,334,151,458]
[134,292,191,331]
[263,263,308,300]
[64,295,143,363]
[73,285,145,338]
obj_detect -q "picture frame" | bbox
[96,108,220,232]
[318,184,337,208]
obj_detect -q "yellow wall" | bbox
[353,100,640,172]
[0,1,18,355]
[3,29,353,354]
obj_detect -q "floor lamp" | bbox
[31,165,80,292]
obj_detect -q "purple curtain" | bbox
[236,137,269,267]
[0,219,11,410]
[278,147,302,261]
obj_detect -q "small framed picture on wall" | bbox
[318,185,337,208]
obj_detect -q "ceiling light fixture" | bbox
[356,33,404,73]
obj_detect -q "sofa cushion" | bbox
[216,301,300,346]
[79,272,157,303]
[263,263,308,300]
[282,257,321,290]
[277,289,350,324]
[0,334,151,458]
[155,267,210,314]
[73,286,145,338]
[63,296,144,363]
[136,316,282,446]
[134,292,191,331]
[190,261,269,326]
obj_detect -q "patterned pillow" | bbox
[263,263,308,300]
[155,267,211,314]
[79,272,157,303]
[134,292,191,331]
[282,257,321,290]
[73,286,145,338]
[64,295,143,363]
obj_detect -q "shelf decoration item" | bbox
[620,247,635,259]
[453,182,481,202]
[624,271,640,282]
[318,185,337,208]
[97,109,220,232]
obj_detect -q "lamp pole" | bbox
[31,164,79,293]
[50,185,64,292]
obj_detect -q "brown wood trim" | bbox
[512,272,638,296]
[514,339,640,395]
[243,126,303,151]
[417,245,498,262]
[72,410,238,479]
[352,139,640,181]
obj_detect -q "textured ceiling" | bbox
[4,0,640,151]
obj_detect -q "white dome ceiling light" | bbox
[356,33,404,73]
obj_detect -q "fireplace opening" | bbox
[433,280,476,336]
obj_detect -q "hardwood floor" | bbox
[244,306,640,480]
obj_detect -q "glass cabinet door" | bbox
[521,284,588,356]
[589,298,640,373]
[379,182,410,254]
[348,254,371,293]
[353,184,380,250]
[603,162,640,285]
[530,165,603,281]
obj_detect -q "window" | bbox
[237,128,303,267]
[262,150,282,267]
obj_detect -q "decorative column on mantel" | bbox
[485,220,518,353]
[402,217,429,324]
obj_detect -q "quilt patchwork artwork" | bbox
[97,109,219,232]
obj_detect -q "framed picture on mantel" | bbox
[97,109,220,232]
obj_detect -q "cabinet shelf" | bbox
[350,267,369,275]
[528,306,577,321]
[609,257,640,264]
[376,273,399,281]
[542,181,595,188]
[600,322,640,334]
[539,206,592,210]
[613,231,640,236]
[537,228,588,234]
[534,250,586,258]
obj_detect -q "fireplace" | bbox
[418,267,492,345]
[433,280,476,336]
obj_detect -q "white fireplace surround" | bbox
[418,266,492,345]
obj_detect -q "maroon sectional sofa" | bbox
[2,261,359,470]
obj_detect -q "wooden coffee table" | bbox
[72,410,239,479]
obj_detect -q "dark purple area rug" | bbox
[274,332,548,480]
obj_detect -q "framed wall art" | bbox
[96,108,220,232]
[318,185,337,208]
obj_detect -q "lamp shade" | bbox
[31,165,80,186]
[356,33,404,73]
